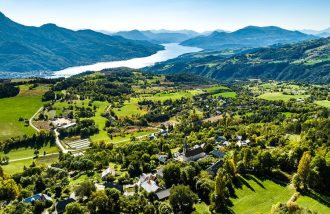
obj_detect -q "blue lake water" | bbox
[53,43,202,77]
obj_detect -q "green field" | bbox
[213,91,237,98]
[205,85,230,92]
[296,195,330,214]
[113,98,147,119]
[2,154,59,175]
[230,175,295,214]
[0,145,59,160]
[258,92,309,102]
[0,85,47,140]
[315,100,330,108]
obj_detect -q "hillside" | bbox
[181,26,316,50]
[146,37,330,83]
[0,12,163,73]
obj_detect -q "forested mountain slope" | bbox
[147,37,330,83]
[0,12,163,72]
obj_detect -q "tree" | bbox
[211,169,229,212]
[0,178,20,200]
[297,151,312,188]
[163,163,181,187]
[169,185,198,214]
[87,191,110,213]
[65,202,86,214]
[158,202,174,214]
[34,177,46,193]
[75,180,96,198]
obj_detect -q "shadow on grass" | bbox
[300,189,330,207]
[236,175,255,192]
[243,174,265,189]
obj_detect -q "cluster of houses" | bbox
[20,133,251,213]
[216,135,251,148]
[22,193,74,214]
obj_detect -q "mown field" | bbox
[2,154,59,175]
[0,84,47,140]
[258,92,309,102]
[315,100,330,108]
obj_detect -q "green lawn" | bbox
[230,175,295,214]
[296,195,330,214]
[205,85,230,92]
[315,100,330,108]
[213,92,237,98]
[0,145,59,160]
[258,92,309,102]
[2,154,59,175]
[0,85,47,140]
[113,98,147,119]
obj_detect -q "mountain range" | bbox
[300,28,330,38]
[146,37,330,83]
[181,26,317,50]
[112,30,198,43]
[0,12,163,73]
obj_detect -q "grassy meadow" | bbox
[315,100,330,108]
[258,92,309,102]
[0,84,47,140]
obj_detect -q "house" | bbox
[210,150,225,158]
[62,123,76,129]
[182,142,206,162]
[23,193,52,204]
[155,167,164,178]
[55,198,75,214]
[105,182,124,193]
[207,160,224,176]
[149,133,156,140]
[101,167,115,180]
[159,129,168,136]
[156,154,167,164]
[222,141,230,147]
[155,188,171,200]
[236,139,250,147]
[138,173,159,193]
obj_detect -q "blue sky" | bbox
[1,0,329,32]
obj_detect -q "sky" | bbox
[1,0,330,32]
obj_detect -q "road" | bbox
[29,107,43,132]
[54,129,69,153]
[29,107,68,153]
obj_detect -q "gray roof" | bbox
[156,188,171,200]
[210,150,225,158]
[207,160,224,175]
[185,147,204,158]
[55,198,75,213]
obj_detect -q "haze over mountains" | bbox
[181,26,317,50]
[0,12,163,73]
[112,30,198,44]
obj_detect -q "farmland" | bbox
[0,84,47,140]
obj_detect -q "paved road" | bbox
[9,153,59,163]
[29,107,43,132]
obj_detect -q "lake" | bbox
[53,43,202,77]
